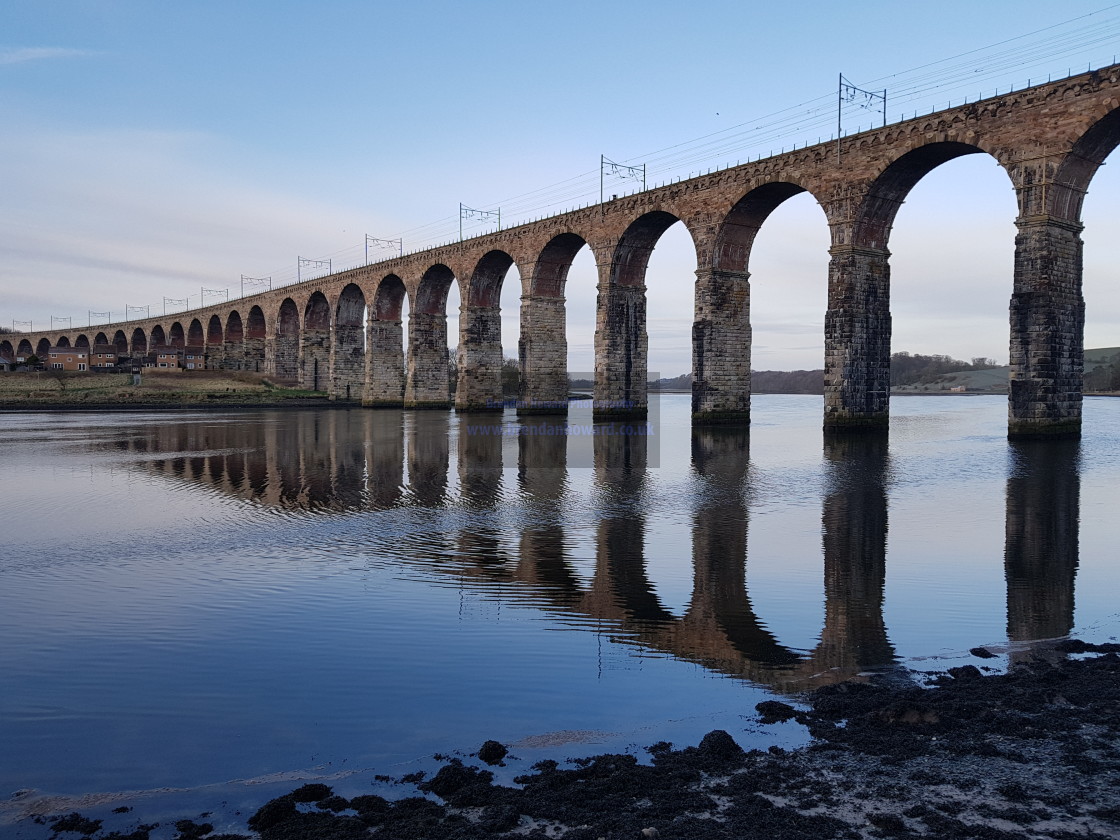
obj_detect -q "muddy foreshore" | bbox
[9,642,1120,840]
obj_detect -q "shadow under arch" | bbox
[597,211,698,419]
[406,264,455,409]
[206,315,224,367]
[366,275,407,406]
[457,250,518,411]
[225,310,245,371]
[130,329,146,356]
[112,331,128,355]
[169,322,185,349]
[93,332,108,347]
[300,293,330,391]
[187,319,204,349]
[274,298,300,383]
[149,325,165,348]
[519,231,590,415]
[331,283,366,400]
[245,305,266,374]
[694,181,830,424]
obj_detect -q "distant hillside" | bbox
[568,347,1120,396]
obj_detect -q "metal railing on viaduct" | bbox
[6,65,1120,438]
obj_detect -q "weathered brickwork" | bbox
[518,295,568,414]
[455,305,503,411]
[364,320,405,406]
[692,269,751,422]
[405,312,451,408]
[14,66,1120,436]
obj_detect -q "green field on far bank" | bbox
[0,370,328,407]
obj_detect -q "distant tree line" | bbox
[889,352,998,386]
[1086,352,1120,392]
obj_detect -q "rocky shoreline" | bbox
[8,642,1120,840]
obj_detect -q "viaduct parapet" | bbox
[8,66,1120,436]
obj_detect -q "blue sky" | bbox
[3,0,1120,374]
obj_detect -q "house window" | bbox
[78,364,86,371]
[52,363,62,369]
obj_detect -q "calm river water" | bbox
[1,395,1118,817]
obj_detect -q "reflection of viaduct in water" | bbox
[116,411,1082,692]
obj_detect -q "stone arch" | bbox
[596,211,695,417]
[224,311,244,370]
[130,328,147,355]
[187,319,204,347]
[367,276,406,406]
[1050,106,1120,222]
[150,325,166,348]
[406,264,455,408]
[300,292,331,391]
[851,141,1004,251]
[274,298,300,382]
[18,339,33,357]
[0,340,12,359]
[331,283,366,400]
[169,322,185,349]
[113,330,128,355]
[56,335,72,348]
[244,306,266,373]
[458,251,517,410]
[36,338,50,356]
[693,181,827,423]
[94,332,109,347]
[75,334,90,348]
[519,232,591,414]
[826,141,1010,431]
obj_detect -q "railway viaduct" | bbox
[7,65,1120,437]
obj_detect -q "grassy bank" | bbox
[0,370,335,409]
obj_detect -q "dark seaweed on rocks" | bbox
[21,647,1120,840]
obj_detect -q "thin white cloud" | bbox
[0,47,94,66]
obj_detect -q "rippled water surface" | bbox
[1,395,1117,803]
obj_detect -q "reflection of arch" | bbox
[520,233,587,415]
[1005,439,1080,651]
[331,284,366,400]
[169,322,185,349]
[458,251,516,411]
[596,211,694,418]
[405,265,455,408]
[695,182,824,424]
[300,293,330,391]
[274,298,300,383]
[130,329,147,355]
[224,311,244,370]
[150,325,166,348]
[407,411,450,505]
[367,276,406,406]
[75,334,90,348]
